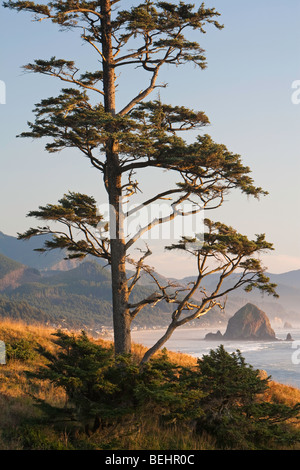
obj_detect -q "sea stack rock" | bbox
[223,303,276,341]
[204,330,223,341]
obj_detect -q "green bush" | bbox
[6,338,37,362]
[30,332,300,449]
[195,345,300,449]
[16,425,69,450]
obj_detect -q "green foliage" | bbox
[33,332,202,433]
[18,191,106,261]
[0,296,49,324]
[195,345,300,449]
[136,349,204,422]
[11,424,70,450]
[6,338,37,362]
[3,0,223,69]
[3,0,278,359]
[30,333,300,449]
[16,92,267,201]
[31,331,138,432]
[197,345,269,420]
[166,218,278,298]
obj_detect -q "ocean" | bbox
[131,327,300,389]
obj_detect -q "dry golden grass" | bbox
[0,320,65,419]
[265,380,300,406]
[130,341,198,367]
[1,318,300,404]
[0,319,212,450]
[0,318,57,352]
[0,319,196,409]
[0,318,300,450]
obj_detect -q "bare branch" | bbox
[125,189,182,217]
[125,192,191,251]
[118,66,163,116]
[82,34,106,63]
[127,247,152,295]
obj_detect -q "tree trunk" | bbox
[140,322,178,364]
[108,162,132,356]
[101,0,131,355]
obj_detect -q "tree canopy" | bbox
[4,0,278,360]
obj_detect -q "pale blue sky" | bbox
[1,1,300,277]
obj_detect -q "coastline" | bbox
[131,326,300,390]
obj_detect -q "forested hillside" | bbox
[0,252,223,331]
[1,231,299,331]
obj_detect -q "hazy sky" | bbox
[1,1,300,278]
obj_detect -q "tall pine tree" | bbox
[4,1,277,361]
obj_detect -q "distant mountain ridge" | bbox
[179,270,300,325]
[0,231,69,270]
[0,230,300,330]
[0,247,183,330]
[0,253,41,291]
[0,252,24,277]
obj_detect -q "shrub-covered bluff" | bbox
[1,319,300,450]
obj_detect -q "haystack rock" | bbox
[205,303,277,341]
[223,303,276,341]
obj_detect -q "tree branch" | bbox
[118,66,163,116]
[125,192,191,250]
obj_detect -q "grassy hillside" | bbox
[0,319,300,450]
[0,319,208,450]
